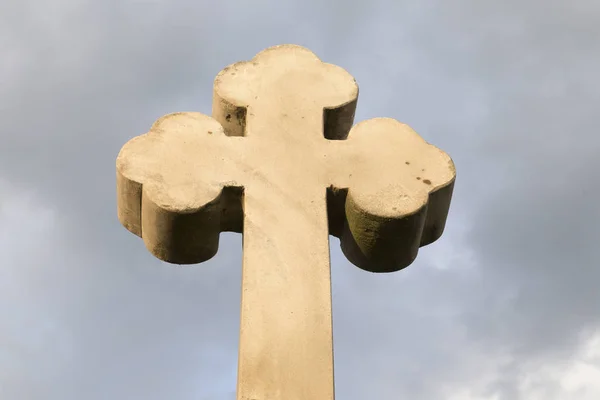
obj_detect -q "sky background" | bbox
[1,0,599,399]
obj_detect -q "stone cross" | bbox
[116,44,455,400]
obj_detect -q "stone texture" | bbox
[116,44,455,400]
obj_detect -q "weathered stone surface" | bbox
[116,44,455,400]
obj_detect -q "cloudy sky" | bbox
[1,0,599,399]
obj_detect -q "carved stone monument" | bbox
[116,44,455,400]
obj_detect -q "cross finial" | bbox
[116,44,455,400]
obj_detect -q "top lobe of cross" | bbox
[116,44,455,272]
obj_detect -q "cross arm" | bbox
[116,112,242,264]
[328,118,456,273]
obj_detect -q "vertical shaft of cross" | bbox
[236,184,334,400]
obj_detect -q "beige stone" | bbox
[116,44,455,400]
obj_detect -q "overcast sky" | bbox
[1,0,599,399]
